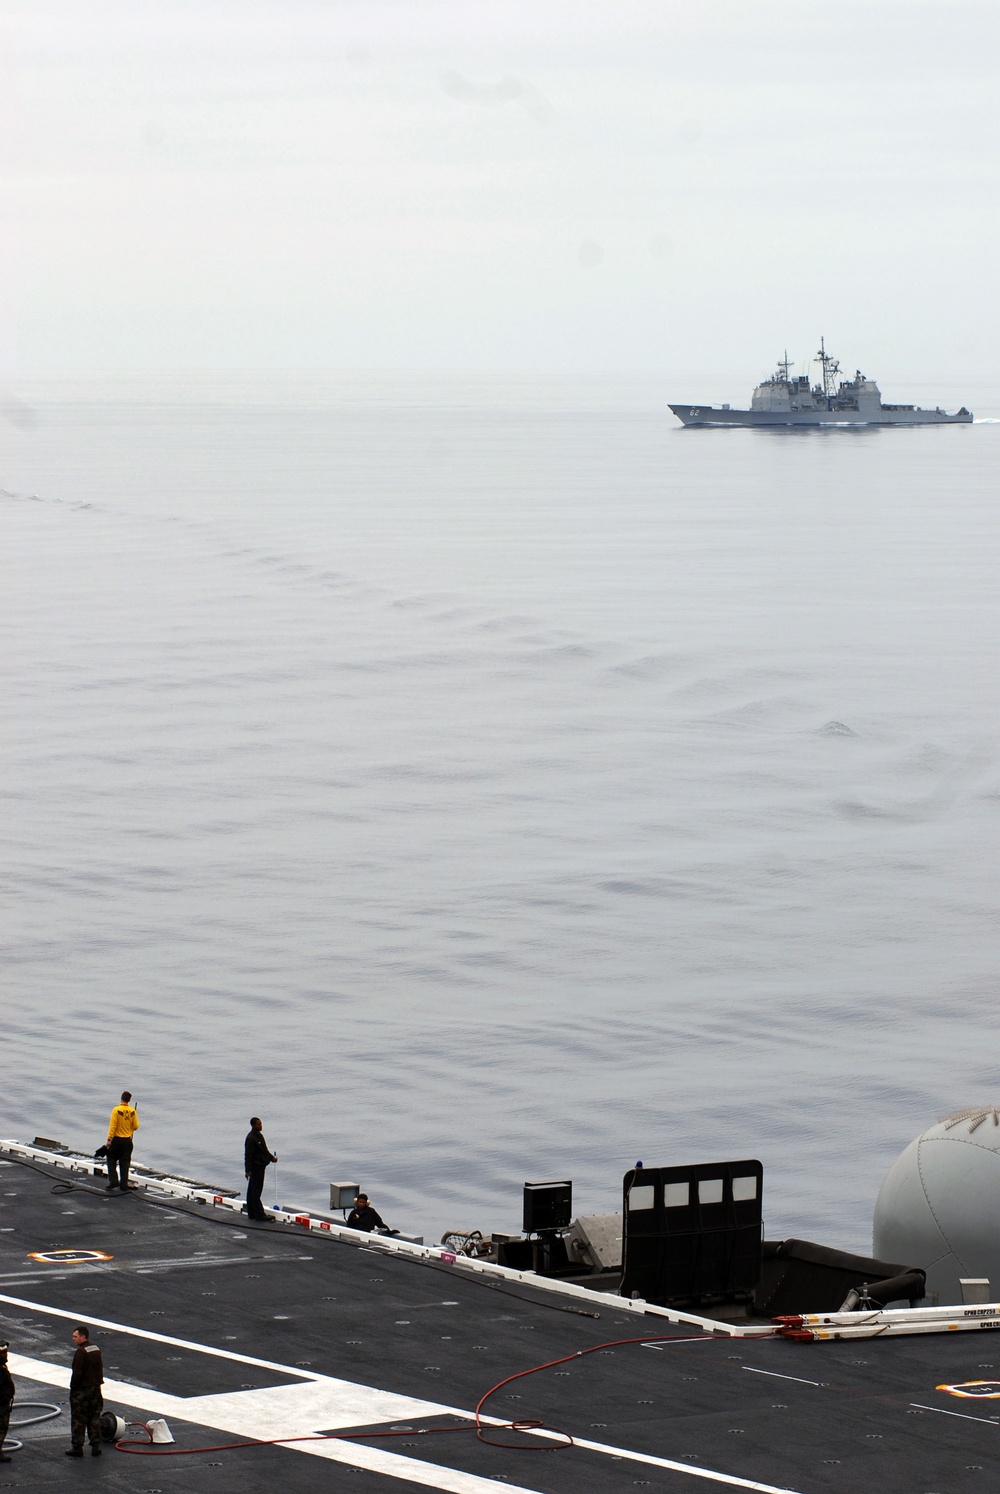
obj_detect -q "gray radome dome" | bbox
[873,1107,1000,1304]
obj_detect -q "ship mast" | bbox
[815,337,840,400]
[778,350,792,383]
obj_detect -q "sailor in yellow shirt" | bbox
[105,1091,139,1192]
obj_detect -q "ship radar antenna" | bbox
[778,349,792,383]
[815,336,840,400]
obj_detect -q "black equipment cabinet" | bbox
[522,1179,572,1235]
[619,1160,763,1306]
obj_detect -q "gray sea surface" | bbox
[3,372,999,1249]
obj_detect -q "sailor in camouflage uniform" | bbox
[66,1326,104,1457]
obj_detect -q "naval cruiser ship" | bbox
[670,339,973,427]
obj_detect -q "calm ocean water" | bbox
[3,372,999,1248]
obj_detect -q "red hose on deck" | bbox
[115,1332,717,1456]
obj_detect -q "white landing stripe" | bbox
[1,1292,802,1493]
[9,1352,545,1494]
[8,1353,448,1433]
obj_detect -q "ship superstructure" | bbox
[670,339,972,426]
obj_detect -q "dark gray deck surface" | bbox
[1,1153,997,1492]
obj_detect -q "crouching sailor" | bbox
[66,1325,104,1458]
[346,1192,397,1234]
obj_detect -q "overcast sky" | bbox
[0,0,996,379]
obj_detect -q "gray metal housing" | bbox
[873,1107,1000,1305]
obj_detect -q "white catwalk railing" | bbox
[9,1139,981,1344]
[0,1139,774,1340]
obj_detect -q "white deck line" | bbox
[741,1367,821,1388]
[542,1433,803,1492]
[909,1402,1000,1426]
[0,1140,777,1340]
[2,1294,801,1492]
[0,1290,323,1382]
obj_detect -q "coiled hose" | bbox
[3,1400,62,1451]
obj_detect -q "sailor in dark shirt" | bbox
[0,1341,14,1463]
[346,1193,388,1232]
[66,1326,104,1457]
[244,1117,277,1222]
